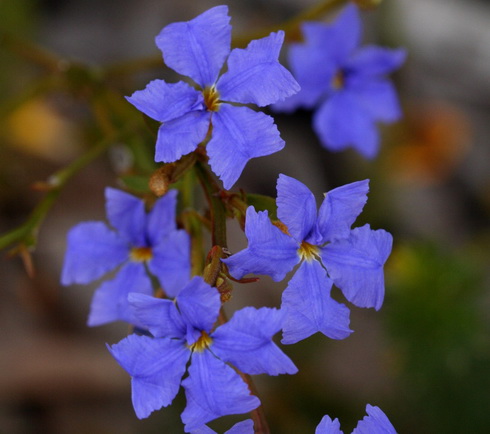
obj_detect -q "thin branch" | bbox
[217,309,271,434]
[0,124,135,252]
[100,0,348,78]
[233,0,348,46]
[0,31,66,73]
[194,160,228,248]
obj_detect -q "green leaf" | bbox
[246,193,277,220]
[120,175,150,193]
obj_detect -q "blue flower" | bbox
[108,277,297,431]
[316,404,396,433]
[191,419,253,434]
[223,174,392,344]
[61,188,190,326]
[127,5,300,189]
[275,4,406,158]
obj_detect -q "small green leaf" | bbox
[120,175,150,193]
[246,193,277,220]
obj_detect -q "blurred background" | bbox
[1,0,489,432]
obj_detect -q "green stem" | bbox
[0,126,133,252]
[194,160,227,248]
[233,0,349,46]
[0,31,65,72]
[99,0,349,77]
[217,309,271,434]
[0,76,62,121]
[180,168,205,276]
[103,56,165,80]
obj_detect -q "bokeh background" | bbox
[1,0,490,432]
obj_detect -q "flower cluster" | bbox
[109,277,296,431]
[62,4,403,432]
[128,5,299,189]
[195,404,396,433]
[316,404,396,434]
[62,188,190,326]
[224,174,392,344]
[274,4,406,158]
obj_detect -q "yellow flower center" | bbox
[189,331,213,353]
[331,71,345,90]
[203,86,221,112]
[130,246,153,262]
[298,241,320,262]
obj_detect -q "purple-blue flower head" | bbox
[316,404,396,433]
[61,188,191,326]
[275,4,406,158]
[127,5,300,189]
[108,277,297,431]
[191,419,254,434]
[223,174,392,344]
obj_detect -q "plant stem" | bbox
[0,124,134,252]
[194,160,227,248]
[99,0,349,78]
[0,31,64,72]
[217,309,271,434]
[233,0,348,46]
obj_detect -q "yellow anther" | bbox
[298,241,320,262]
[189,331,213,353]
[331,71,345,90]
[130,246,153,262]
[203,86,221,112]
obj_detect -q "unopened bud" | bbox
[149,166,171,197]
[216,277,233,303]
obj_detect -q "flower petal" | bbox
[146,189,178,245]
[281,261,352,344]
[271,87,321,113]
[222,207,299,282]
[61,222,128,285]
[155,110,211,163]
[208,104,284,189]
[128,293,186,339]
[108,334,189,419]
[181,351,260,431]
[212,307,297,375]
[88,262,152,327]
[126,79,203,122]
[346,46,406,78]
[283,18,350,110]
[217,31,299,106]
[276,174,318,242]
[176,276,221,334]
[148,230,191,297]
[155,5,231,88]
[317,179,369,243]
[105,188,146,246]
[274,4,362,112]
[226,420,255,434]
[313,92,379,159]
[348,79,403,123]
[190,425,216,434]
[274,30,336,111]
[298,4,361,67]
[321,225,393,310]
[315,415,343,434]
[352,405,396,434]
[327,4,361,62]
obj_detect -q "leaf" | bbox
[120,175,151,193]
[246,193,277,220]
